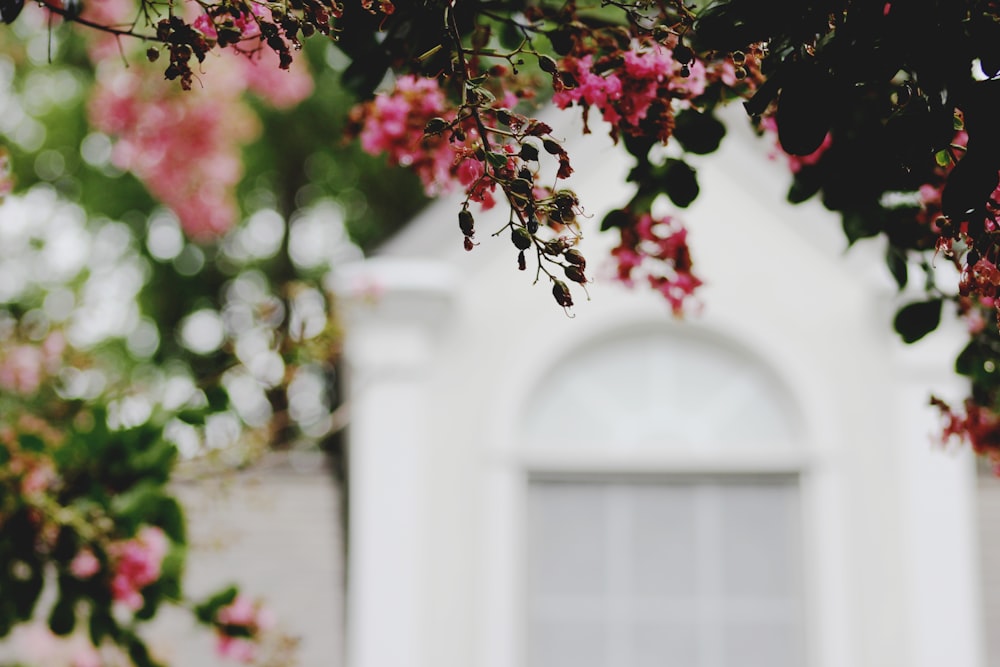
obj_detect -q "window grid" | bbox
[527,478,803,667]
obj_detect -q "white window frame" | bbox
[476,323,855,667]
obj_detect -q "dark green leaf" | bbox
[841,210,881,245]
[672,110,726,155]
[48,598,76,636]
[660,159,699,208]
[194,585,239,624]
[601,208,632,231]
[17,434,45,453]
[894,298,943,344]
[787,166,823,203]
[886,247,908,291]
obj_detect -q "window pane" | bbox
[527,483,609,597]
[525,477,803,667]
[629,485,699,599]
[527,619,606,667]
[719,483,800,598]
[723,621,802,667]
[633,621,701,667]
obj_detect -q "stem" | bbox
[38,0,159,40]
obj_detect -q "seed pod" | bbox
[509,178,533,197]
[459,209,474,237]
[527,214,539,234]
[496,109,513,126]
[512,226,533,250]
[517,250,526,271]
[538,54,558,74]
[543,139,562,155]
[552,280,573,307]
[564,248,586,268]
[519,143,540,162]
[674,44,694,64]
[564,264,587,284]
[147,47,160,62]
[424,117,450,135]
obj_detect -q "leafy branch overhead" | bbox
[9,0,1000,662]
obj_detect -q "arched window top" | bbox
[517,326,803,455]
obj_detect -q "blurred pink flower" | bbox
[109,526,169,611]
[216,635,257,663]
[70,549,101,579]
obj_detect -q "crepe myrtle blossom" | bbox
[609,211,702,315]
[214,595,277,663]
[69,549,102,579]
[108,525,169,611]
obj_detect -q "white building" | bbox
[336,108,984,667]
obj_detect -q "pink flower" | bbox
[0,345,44,394]
[241,49,314,109]
[109,526,169,611]
[70,549,101,579]
[20,460,56,495]
[216,635,257,663]
[218,595,257,626]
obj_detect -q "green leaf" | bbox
[485,152,508,169]
[17,434,45,453]
[841,210,881,245]
[498,20,523,50]
[600,208,632,231]
[125,632,161,667]
[885,247,908,291]
[787,166,822,204]
[894,298,943,344]
[194,585,239,624]
[660,159,699,208]
[48,598,76,636]
[89,609,118,645]
[672,110,726,155]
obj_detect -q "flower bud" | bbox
[552,280,573,307]
[509,178,533,197]
[673,44,694,64]
[564,248,586,268]
[512,227,532,250]
[424,117,450,135]
[538,54,558,74]
[518,250,526,271]
[564,264,587,283]
[459,209,474,237]
[519,143,540,162]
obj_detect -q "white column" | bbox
[334,259,458,667]
[892,319,984,667]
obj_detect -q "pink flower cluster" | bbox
[69,549,101,579]
[553,43,708,139]
[89,67,256,240]
[351,75,523,207]
[86,38,312,240]
[353,75,459,196]
[611,212,702,315]
[108,526,169,611]
[0,147,12,199]
[0,332,65,395]
[214,595,276,663]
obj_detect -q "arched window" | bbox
[515,326,807,667]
